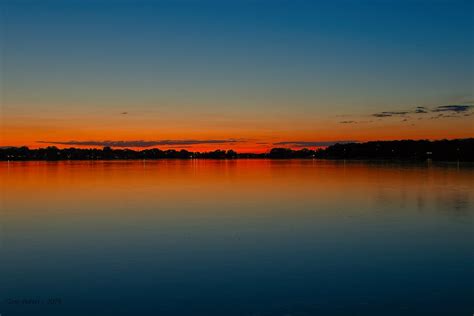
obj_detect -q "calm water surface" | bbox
[0,160,473,315]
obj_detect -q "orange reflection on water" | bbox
[1,160,473,219]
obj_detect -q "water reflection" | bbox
[0,160,473,316]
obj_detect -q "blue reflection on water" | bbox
[1,161,473,315]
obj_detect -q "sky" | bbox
[1,0,473,152]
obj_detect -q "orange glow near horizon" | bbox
[2,111,473,152]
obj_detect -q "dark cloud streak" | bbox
[414,106,428,114]
[37,139,242,148]
[370,104,473,119]
[372,111,409,118]
[432,105,473,113]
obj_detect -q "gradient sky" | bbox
[1,0,473,152]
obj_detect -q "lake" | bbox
[0,160,473,315]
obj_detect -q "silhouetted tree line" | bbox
[1,139,473,161]
[0,147,246,161]
[317,139,474,161]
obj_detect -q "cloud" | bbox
[121,112,128,115]
[370,104,473,119]
[37,139,242,148]
[372,111,409,118]
[414,106,428,114]
[430,113,462,119]
[339,120,373,124]
[273,140,357,147]
[432,105,473,113]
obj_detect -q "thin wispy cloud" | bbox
[339,120,373,124]
[370,104,473,120]
[372,111,409,118]
[432,105,473,113]
[414,106,428,114]
[37,139,242,148]
[337,104,473,124]
[430,113,464,120]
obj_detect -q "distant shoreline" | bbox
[1,139,473,162]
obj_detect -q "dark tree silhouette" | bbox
[1,139,473,161]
